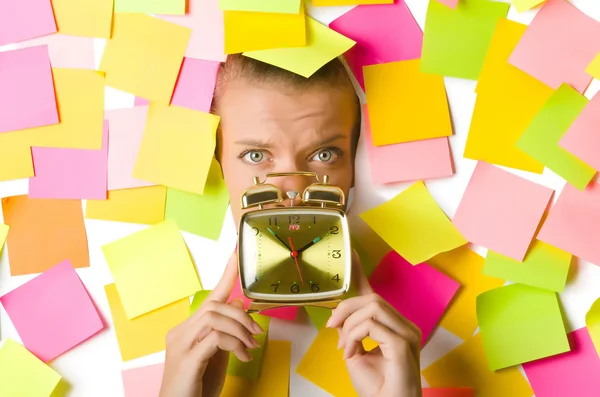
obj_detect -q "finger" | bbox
[189,330,252,364]
[351,249,373,296]
[343,318,411,361]
[327,292,378,328]
[192,310,259,350]
[191,300,262,335]
[207,251,239,303]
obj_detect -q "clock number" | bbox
[289,215,300,224]
[291,284,300,293]
[271,283,279,293]
[331,274,340,282]
[329,226,339,235]
[252,227,259,236]
[313,216,316,224]
[269,216,278,226]
[332,250,341,259]
[311,284,320,292]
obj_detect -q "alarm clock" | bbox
[237,172,352,313]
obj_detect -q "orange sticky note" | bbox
[86,186,167,225]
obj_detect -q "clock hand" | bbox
[297,235,325,254]
[267,227,291,251]
[288,236,305,286]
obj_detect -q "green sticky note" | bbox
[586,298,600,357]
[421,0,510,79]
[517,84,595,190]
[476,284,570,371]
[0,223,8,254]
[305,306,332,330]
[114,0,186,14]
[190,290,212,316]
[220,0,302,14]
[483,241,571,292]
[227,313,270,380]
[165,158,230,241]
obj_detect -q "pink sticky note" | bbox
[228,276,299,321]
[29,121,109,200]
[363,105,453,184]
[16,34,96,69]
[523,327,600,397]
[453,161,553,261]
[0,260,104,363]
[0,0,56,46]
[369,251,460,346]
[508,0,600,94]
[0,46,58,133]
[435,0,459,9]
[559,93,600,172]
[329,0,422,89]
[538,183,600,266]
[105,107,156,191]
[134,97,150,106]
[122,363,164,397]
[171,58,220,112]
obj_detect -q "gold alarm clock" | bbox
[237,172,352,313]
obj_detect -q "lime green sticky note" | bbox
[476,284,570,371]
[483,240,571,292]
[165,158,230,241]
[114,0,186,14]
[0,339,61,396]
[421,0,510,79]
[227,313,270,380]
[0,223,8,253]
[190,290,212,316]
[220,0,302,14]
[517,84,595,190]
[243,17,355,78]
[305,306,332,330]
[586,298,600,357]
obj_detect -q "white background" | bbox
[2,1,600,396]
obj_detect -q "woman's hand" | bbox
[326,252,422,397]
[159,252,264,397]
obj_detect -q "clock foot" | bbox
[247,299,342,313]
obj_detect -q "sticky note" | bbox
[538,183,600,267]
[427,246,504,340]
[51,0,113,38]
[190,290,212,315]
[314,0,393,4]
[220,0,301,13]
[328,0,422,89]
[115,0,185,14]
[422,333,534,397]
[133,104,219,195]
[224,5,306,54]
[15,34,96,69]
[370,251,460,345]
[170,58,221,112]
[586,298,600,356]
[100,14,191,103]
[122,363,165,397]
[523,327,600,397]
[0,339,61,397]
[452,161,553,261]
[421,0,510,79]
[511,0,545,12]
[243,17,356,78]
[0,141,33,181]
[435,0,459,8]
[105,284,189,361]
[0,224,8,254]
[165,158,230,240]
[484,241,571,292]
[86,186,167,225]
[586,53,600,79]
[477,284,570,370]
[422,389,474,397]
[304,306,331,330]
[559,93,600,172]
[227,313,270,379]
[1,195,89,276]
[0,0,56,46]
[101,220,201,319]
[360,181,467,265]
[363,59,452,146]
[228,276,299,320]
[0,46,58,133]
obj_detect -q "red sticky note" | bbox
[228,276,299,321]
[122,363,164,397]
[423,388,474,397]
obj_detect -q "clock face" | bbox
[239,208,351,301]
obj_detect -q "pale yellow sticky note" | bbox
[0,223,9,253]
[100,13,191,103]
[0,339,62,396]
[51,0,114,38]
[105,283,189,361]
[586,297,600,357]
[224,4,307,54]
[313,0,393,5]
[363,59,452,145]
[510,0,545,13]
[133,104,219,195]
[586,52,600,80]
[86,186,167,225]
[422,333,534,397]
[428,246,505,340]
[360,181,467,265]
[0,141,33,181]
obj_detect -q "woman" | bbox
[159,55,422,397]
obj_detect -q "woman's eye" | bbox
[242,150,266,164]
[311,149,338,163]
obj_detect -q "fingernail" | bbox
[251,337,260,348]
[252,321,264,334]
[244,351,253,362]
[337,338,343,349]
[326,316,334,328]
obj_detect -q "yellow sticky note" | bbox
[224,4,307,54]
[243,17,356,78]
[422,333,534,397]
[86,186,167,225]
[0,223,9,253]
[0,141,33,181]
[101,220,202,319]
[51,0,114,38]
[313,0,393,5]
[100,14,191,103]
[585,298,600,357]
[510,0,545,13]
[363,59,452,145]
[586,52,600,79]
[105,283,189,361]
[133,104,219,195]
[0,339,62,396]
[360,181,467,265]
[428,246,505,340]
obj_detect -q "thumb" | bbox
[351,249,374,296]
[207,250,239,303]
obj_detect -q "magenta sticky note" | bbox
[29,121,109,200]
[453,161,553,261]
[16,34,96,70]
[559,93,600,172]
[228,276,299,321]
[369,251,460,345]
[122,363,164,397]
[523,327,600,397]
[171,58,220,112]
[329,0,422,89]
[508,0,600,94]
[0,46,58,133]
[0,0,56,46]
[0,260,104,363]
[538,182,600,266]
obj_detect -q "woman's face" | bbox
[216,79,359,227]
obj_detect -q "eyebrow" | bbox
[234,133,347,148]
